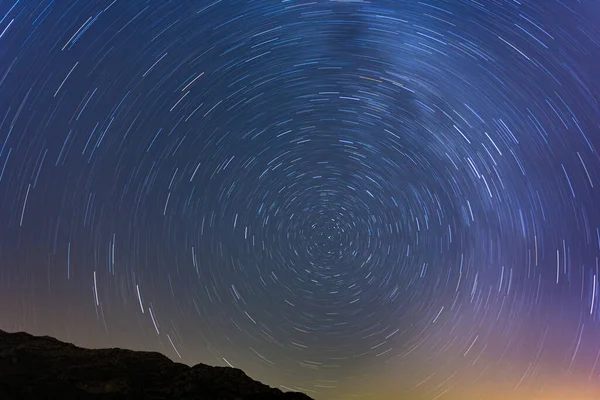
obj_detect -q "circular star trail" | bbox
[1,1,600,399]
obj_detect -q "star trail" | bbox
[1,0,600,399]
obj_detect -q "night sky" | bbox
[1,0,600,399]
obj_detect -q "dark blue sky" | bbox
[1,1,600,399]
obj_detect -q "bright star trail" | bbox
[1,1,600,399]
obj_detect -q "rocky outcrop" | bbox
[0,330,312,400]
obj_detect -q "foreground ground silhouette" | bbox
[0,329,313,400]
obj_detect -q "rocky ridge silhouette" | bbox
[0,329,313,400]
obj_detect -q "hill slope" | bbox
[0,329,313,400]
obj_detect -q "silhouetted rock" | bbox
[0,330,313,400]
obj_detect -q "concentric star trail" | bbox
[1,1,599,399]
